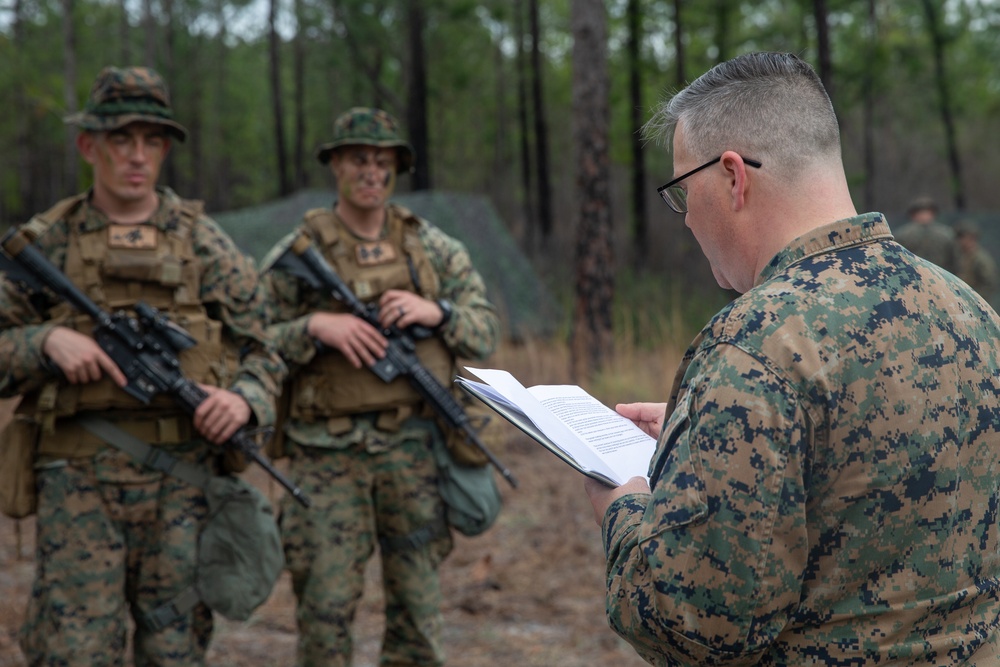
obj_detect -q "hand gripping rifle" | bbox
[0,226,311,507]
[272,233,518,489]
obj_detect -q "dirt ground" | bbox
[0,394,649,667]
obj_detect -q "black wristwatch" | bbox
[435,299,454,330]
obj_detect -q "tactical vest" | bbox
[17,194,240,449]
[288,205,454,429]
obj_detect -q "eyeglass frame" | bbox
[656,155,763,214]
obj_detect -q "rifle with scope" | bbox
[0,226,311,508]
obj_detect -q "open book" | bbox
[459,367,656,487]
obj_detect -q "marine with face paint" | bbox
[260,107,500,667]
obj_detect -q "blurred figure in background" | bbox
[954,218,998,308]
[893,195,957,272]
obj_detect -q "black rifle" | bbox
[272,233,518,488]
[0,226,311,507]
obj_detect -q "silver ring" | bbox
[398,306,405,316]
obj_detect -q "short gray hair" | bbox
[644,52,841,177]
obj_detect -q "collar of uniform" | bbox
[79,185,181,233]
[754,212,891,288]
[331,203,390,242]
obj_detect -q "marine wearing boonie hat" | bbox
[64,66,188,142]
[315,107,414,173]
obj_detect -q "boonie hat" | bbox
[64,66,188,142]
[315,107,414,173]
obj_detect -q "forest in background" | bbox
[3,0,1000,373]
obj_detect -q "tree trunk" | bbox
[529,0,553,243]
[920,0,964,210]
[407,0,431,190]
[626,0,647,266]
[11,0,33,220]
[62,0,78,194]
[570,0,613,381]
[211,0,231,211]
[119,0,130,65]
[514,0,535,252]
[269,0,291,196]
[714,0,731,63]
[162,0,178,189]
[293,0,307,189]
[862,0,877,211]
[143,0,156,66]
[813,0,833,103]
[673,0,685,87]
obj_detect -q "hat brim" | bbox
[64,111,188,142]
[315,139,414,173]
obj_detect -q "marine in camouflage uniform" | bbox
[954,219,998,308]
[0,66,285,666]
[893,196,958,273]
[260,107,499,667]
[587,53,1000,665]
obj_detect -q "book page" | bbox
[529,385,654,482]
[464,368,654,485]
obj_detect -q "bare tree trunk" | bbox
[11,0,34,220]
[62,0,78,194]
[626,0,647,266]
[514,0,535,252]
[570,0,613,381]
[714,0,731,63]
[673,0,685,87]
[862,0,877,211]
[143,0,156,66]
[269,0,291,196]
[188,45,204,201]
[407,0,431,190]
[162,0,178,189]
[293,0,307,189]
[529,0,553,244]
[813,0,833,102]
[491,24,509,200]
[204,0,231,211]
[118,0,131,64]
[920,0,964,210]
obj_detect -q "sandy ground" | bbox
[0,395,649,667]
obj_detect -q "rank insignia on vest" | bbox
[108,224,158,249]
[355,240,397,266]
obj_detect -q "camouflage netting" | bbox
[212,189,559,341]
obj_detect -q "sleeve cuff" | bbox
[602,492,652,559]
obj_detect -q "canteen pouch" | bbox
[431,431,501,537]
[196,475,285,620]
[145,474,285,630]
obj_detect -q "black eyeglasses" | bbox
[656,156,762,213]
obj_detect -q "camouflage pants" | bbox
[20,445,213,667]
[281,435,453,667]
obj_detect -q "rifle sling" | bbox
[76,414,211,631]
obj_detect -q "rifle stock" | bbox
[275,233,518,488]
[0,227,311,508]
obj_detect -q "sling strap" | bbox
[77,415,211,631]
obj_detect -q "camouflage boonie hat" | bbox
[315,107,414,173]
[64,66,188,142]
